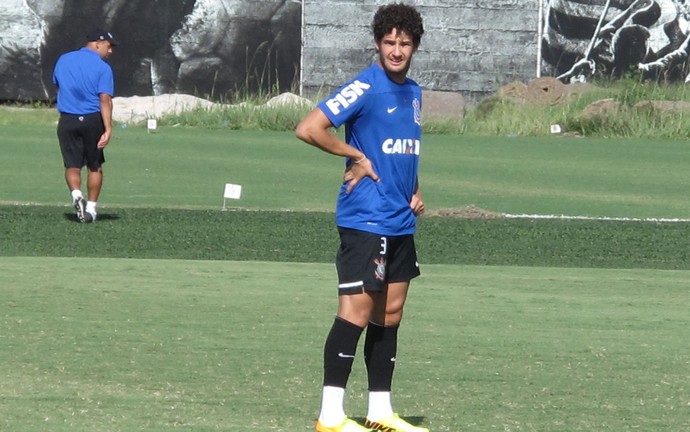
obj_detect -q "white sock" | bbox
[86,201,97,216]
[367,391,393,421]
[71,189,83,202]
[318,386,346,426]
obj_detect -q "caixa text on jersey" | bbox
[381,138,420,155]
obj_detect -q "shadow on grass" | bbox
[62,212,121,223]
[351,416,428,428]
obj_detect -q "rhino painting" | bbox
[542,0,690,83]
[0,0,301,101]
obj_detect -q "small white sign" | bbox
[147,119,157,133]
[550,124,562,134]
[223,183,242,199]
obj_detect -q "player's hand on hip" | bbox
[343,157,379,194]
[410,191,425,216]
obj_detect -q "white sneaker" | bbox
[73,197,86,222]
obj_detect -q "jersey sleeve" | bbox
[52,57,62,86]
[317,77,373,128]
[97,65,115,96]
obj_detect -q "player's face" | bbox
[95,41,114,59]
[375,28,416,83]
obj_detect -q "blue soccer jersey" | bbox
[53,47,114,115]
[317,63,422,236]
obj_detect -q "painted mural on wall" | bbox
[542,0,690,83]
[0,0,301,101]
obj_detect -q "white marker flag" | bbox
[224,183,242,199]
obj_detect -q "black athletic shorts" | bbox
[57,112,106,169]
[335,227,420,295]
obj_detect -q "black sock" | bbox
[364,322,399,391]
[323,317,364,388]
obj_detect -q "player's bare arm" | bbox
[98,93,113,149]
[410,178,424,216]
[295,107,380,193]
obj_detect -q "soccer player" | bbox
[53,28,118,223]
[295,4,427,432]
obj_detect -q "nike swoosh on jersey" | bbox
[387,106,398,114]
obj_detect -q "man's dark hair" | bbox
[372,3,424,48]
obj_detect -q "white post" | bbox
[536,0,544,78]
[299,0,305,97]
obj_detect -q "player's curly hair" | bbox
[372,3,424,48]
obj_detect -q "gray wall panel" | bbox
[302,0,539,102]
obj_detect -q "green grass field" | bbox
[3,124,690,217]
[2,259,689,431]
[2,122,690,431]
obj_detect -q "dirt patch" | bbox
[578,98,624,121]
[497,78,598,107]
[426,205,503,219]
[524,76,567,106]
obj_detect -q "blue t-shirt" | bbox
[53,47,114,115]
[317,63,422,236]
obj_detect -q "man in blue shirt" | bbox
[296,4,427,432]
[53,28,118,223]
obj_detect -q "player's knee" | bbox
[384,307,404,326]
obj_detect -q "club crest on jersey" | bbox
[325,80,371,115]
[413,98,421,126]
[374,258,386,281]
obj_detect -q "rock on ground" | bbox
[113,94,217,124]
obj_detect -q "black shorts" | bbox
[335,227,420,295]
[57,112,106,169]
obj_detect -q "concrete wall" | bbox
[301,0,540,102]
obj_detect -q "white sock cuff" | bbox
[86,201,97,214]
[367,391,393,421]
[71,189,83,201]
[319,386,346,427]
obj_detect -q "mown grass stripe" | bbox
[2,205,689,270]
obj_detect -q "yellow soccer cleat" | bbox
[364,413,429,432]
[316,417,374,432]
